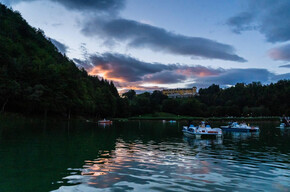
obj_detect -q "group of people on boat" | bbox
[281,115,290,127]
[183,121,222,138]
[187,120,210,128]
[227,121,248,128]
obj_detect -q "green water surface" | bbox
[0,117,289,192]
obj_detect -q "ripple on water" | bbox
[53,137,290,192]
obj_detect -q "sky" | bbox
[1,0,290,92]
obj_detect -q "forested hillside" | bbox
[0,4,126,118]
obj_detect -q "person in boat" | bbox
[282,115,290,127]
[187,120,191,127]
[205,121,210,126]
[187,120,193,127]
[200,121,206,128]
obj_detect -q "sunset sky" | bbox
[2,0,290,92]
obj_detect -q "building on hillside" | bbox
[162,87,197,98]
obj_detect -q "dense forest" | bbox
[1,4,289,119]
[122,80,290,117]
[0,4,127,118]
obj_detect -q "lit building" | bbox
[162,87,197,98]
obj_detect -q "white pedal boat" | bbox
[221,122,259,132]
[183,125,222,138]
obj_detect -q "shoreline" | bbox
[115,116,280,122]
[0,112,281,122]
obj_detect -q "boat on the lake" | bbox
[220,122,259,132]
[183,122,222,138]
[278,116,290,128]
[98,119,113,124]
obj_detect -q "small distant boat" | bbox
[183,122,222,138]
[98,119,113,124]
[221,122,259,132]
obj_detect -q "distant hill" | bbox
[0,3,126,118]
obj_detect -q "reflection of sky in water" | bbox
[54,137,289,192]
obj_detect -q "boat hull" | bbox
[183,130,222,138]
[221,127,259,132]
[98,121,112,124]
[276,126,290,129]
[220,123,259,132]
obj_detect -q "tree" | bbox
[122,90,136,100]
[0,79,20,113]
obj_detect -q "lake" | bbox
[0,117,289,192]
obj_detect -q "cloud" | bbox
[271,73,290,81]
[49,38,68,54]
[269,44,290,61]
[191,68,290,88]
[194,68,272,87]
[74,53,224,85]
[50,0,124,12]
[74,52,289,91]
[82,18,246,62]
[176,66,223,77]
[74,53,179,82]
[5,0,125,13]
[226,12,256,34]
[143,71,187,84]
[279,64,290,68]
[227,0,290,43]
[142,65,223,84]
[5,0,245,62]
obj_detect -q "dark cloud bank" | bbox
[6,0,247,62]
[279,64,290,68]
[75,53,290,89]
[227,0,290,63]
[227,0,290,43]
[82,18,246,62]
[5,0,124,12]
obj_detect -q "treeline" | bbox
[122,80,290,117]
[0,4,127,118]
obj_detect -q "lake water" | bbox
[0,117,289,192]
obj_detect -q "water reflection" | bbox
[183,137,223,148]
[97,123,113,128]
[55,132,289,192]
[225,131,260,140]
[0,117,289,192]
[279,127,290,137]
[57,138,227,191]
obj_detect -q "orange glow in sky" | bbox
[88,66,126,83]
